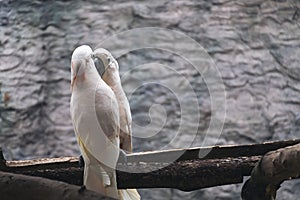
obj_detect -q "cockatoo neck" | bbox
[103,69,121,88]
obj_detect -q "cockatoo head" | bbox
[93,48,119,77]
[71,45,93,90]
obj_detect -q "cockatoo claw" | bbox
[78,185,86,193]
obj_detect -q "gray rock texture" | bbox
[0,0,300,199]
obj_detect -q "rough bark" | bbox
[0,171,114,200]
[242,143,300,200]
[3,138,300,191]
[1,155,260,191]
[116,156,259,191]
[0,139,299,195]
[126,139,300,162]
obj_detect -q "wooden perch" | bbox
[1,139,299,192]
[0,154,260,191]
[241,143,300,200]
[116,156,260,191]
[126,139,300,162]
[0,171,114,200]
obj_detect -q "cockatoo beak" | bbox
[93,54,106,77]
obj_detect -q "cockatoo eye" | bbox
[107,57,111,63]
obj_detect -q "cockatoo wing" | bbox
[93,48,133,153]
[118,94,133,152]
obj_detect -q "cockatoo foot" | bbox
[78,185,86,193]
[117,149,128,164]
[79,155,85,167]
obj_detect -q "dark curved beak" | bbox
[93,57,106,77]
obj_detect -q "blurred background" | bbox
[0,0,300,199]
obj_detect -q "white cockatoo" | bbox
[70,45,140,200]
[93,48,133,153]
[70,45,119,199]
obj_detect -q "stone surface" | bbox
[0,0,300,199]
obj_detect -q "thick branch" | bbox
[0,171,114,200]
[242,143,300,200]
[116,156,260,191]
[126,139,300,162]
[0,139,299,192]
[0,153,260,191]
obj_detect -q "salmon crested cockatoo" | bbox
[70,45,139,200]
[93,48,140,200]
[70,45,119,199]
[93,48,133,153]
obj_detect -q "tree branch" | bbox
[0,171,114,200]
[242,143,300,200]
[0,139,299,192]
[1,155,260,191]
[126,139,300,162]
